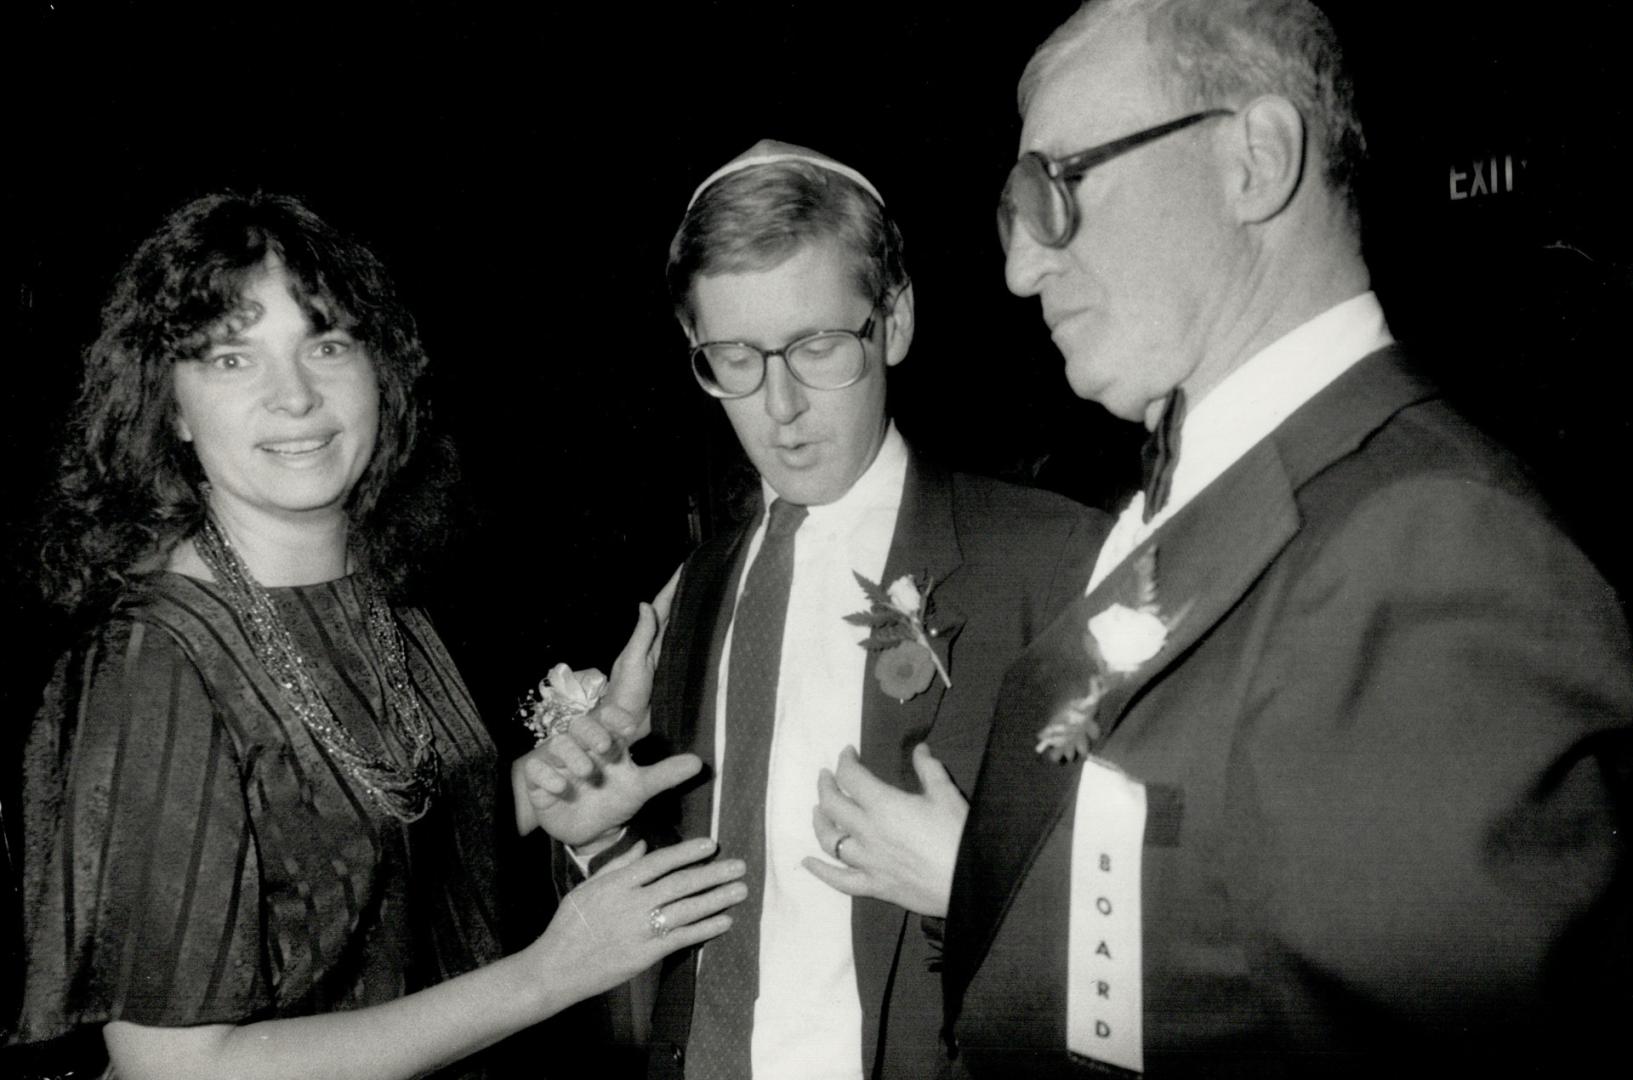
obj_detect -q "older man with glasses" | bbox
[520,139,1107,1079]
[925,1,1629,1076]
[808,0,1630,1076]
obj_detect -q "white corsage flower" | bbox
[517,663,609,744]
[543,663,607,710]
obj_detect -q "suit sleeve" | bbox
[1244,474,1631,1031]
[17,618,268,1043]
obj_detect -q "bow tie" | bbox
[1139,388,1186,524]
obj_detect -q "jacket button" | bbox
[671,1046,684,1065]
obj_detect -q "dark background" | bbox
[4,0,1630,1073]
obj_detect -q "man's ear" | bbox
[678,315,699,348]
[1227,95,1305,224]
[883,281,915,368]
[173,411,193,443]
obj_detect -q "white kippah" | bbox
[685,139,886,211]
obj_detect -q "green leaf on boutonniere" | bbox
[860,621,916,651]
[852,570,893,607]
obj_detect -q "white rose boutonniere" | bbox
[845,571,952,703]
[886,575,924,617]
[1088,604,1168,673]
[516,662,609,744]
[1037,550,1188,763]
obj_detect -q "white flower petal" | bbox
[886,575,923,616]
[1088,603,1169,674]
[542,663,609,710]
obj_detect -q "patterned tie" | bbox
[687,497,808,1079]
[1139,387,1186,524]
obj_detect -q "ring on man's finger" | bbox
[833,834,851,864]
[649,905,671,939]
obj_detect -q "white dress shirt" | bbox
[710,423,908,1079]
[1066,292,1395,1069]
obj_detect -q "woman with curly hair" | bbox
[12,192,743,1079]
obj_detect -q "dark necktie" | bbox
[687,497,808,1079]
[1139,387,1186,524]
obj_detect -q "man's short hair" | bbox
[667,161,909,328]
[1021,0,1366,225]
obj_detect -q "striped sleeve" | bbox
[17,617,270,1041]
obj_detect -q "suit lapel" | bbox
[1090,348,1435,739]
[941,584,1097,1012]
[853,454,966,1068]
[857,455,967,787]
[945,345,1438,1006]
[646,517,754,1056]
[1086,442,1300,739]
[669,520,754,844]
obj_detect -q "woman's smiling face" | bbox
[171,256,380,531]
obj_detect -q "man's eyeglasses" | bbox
[997,109,1233,251]
[691,311,877,399]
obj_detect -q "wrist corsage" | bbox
[845,571,953,703]
[517,663,608,745]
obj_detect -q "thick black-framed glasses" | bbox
[998,109,1234,251]
[690,311,878,399]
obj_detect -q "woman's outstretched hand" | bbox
[532,837,745,1001]
[104,837,746,1080]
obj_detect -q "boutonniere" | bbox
[845,571,953,703]
[1036,550,1188,763]
[516,662,608,744]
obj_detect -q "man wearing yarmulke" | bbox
[523,139,1108,1078]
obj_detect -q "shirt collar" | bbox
[1152,291,1394,527]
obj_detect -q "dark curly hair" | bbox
[40,191,459,617]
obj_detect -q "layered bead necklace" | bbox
[194,516,441,822]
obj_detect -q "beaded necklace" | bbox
[193,517,441,822]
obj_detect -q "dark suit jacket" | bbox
[945,347,1633,1078]
[641,452,1107,1079]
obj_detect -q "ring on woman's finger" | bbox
[649,905,672,939]
[833,833,852,864]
